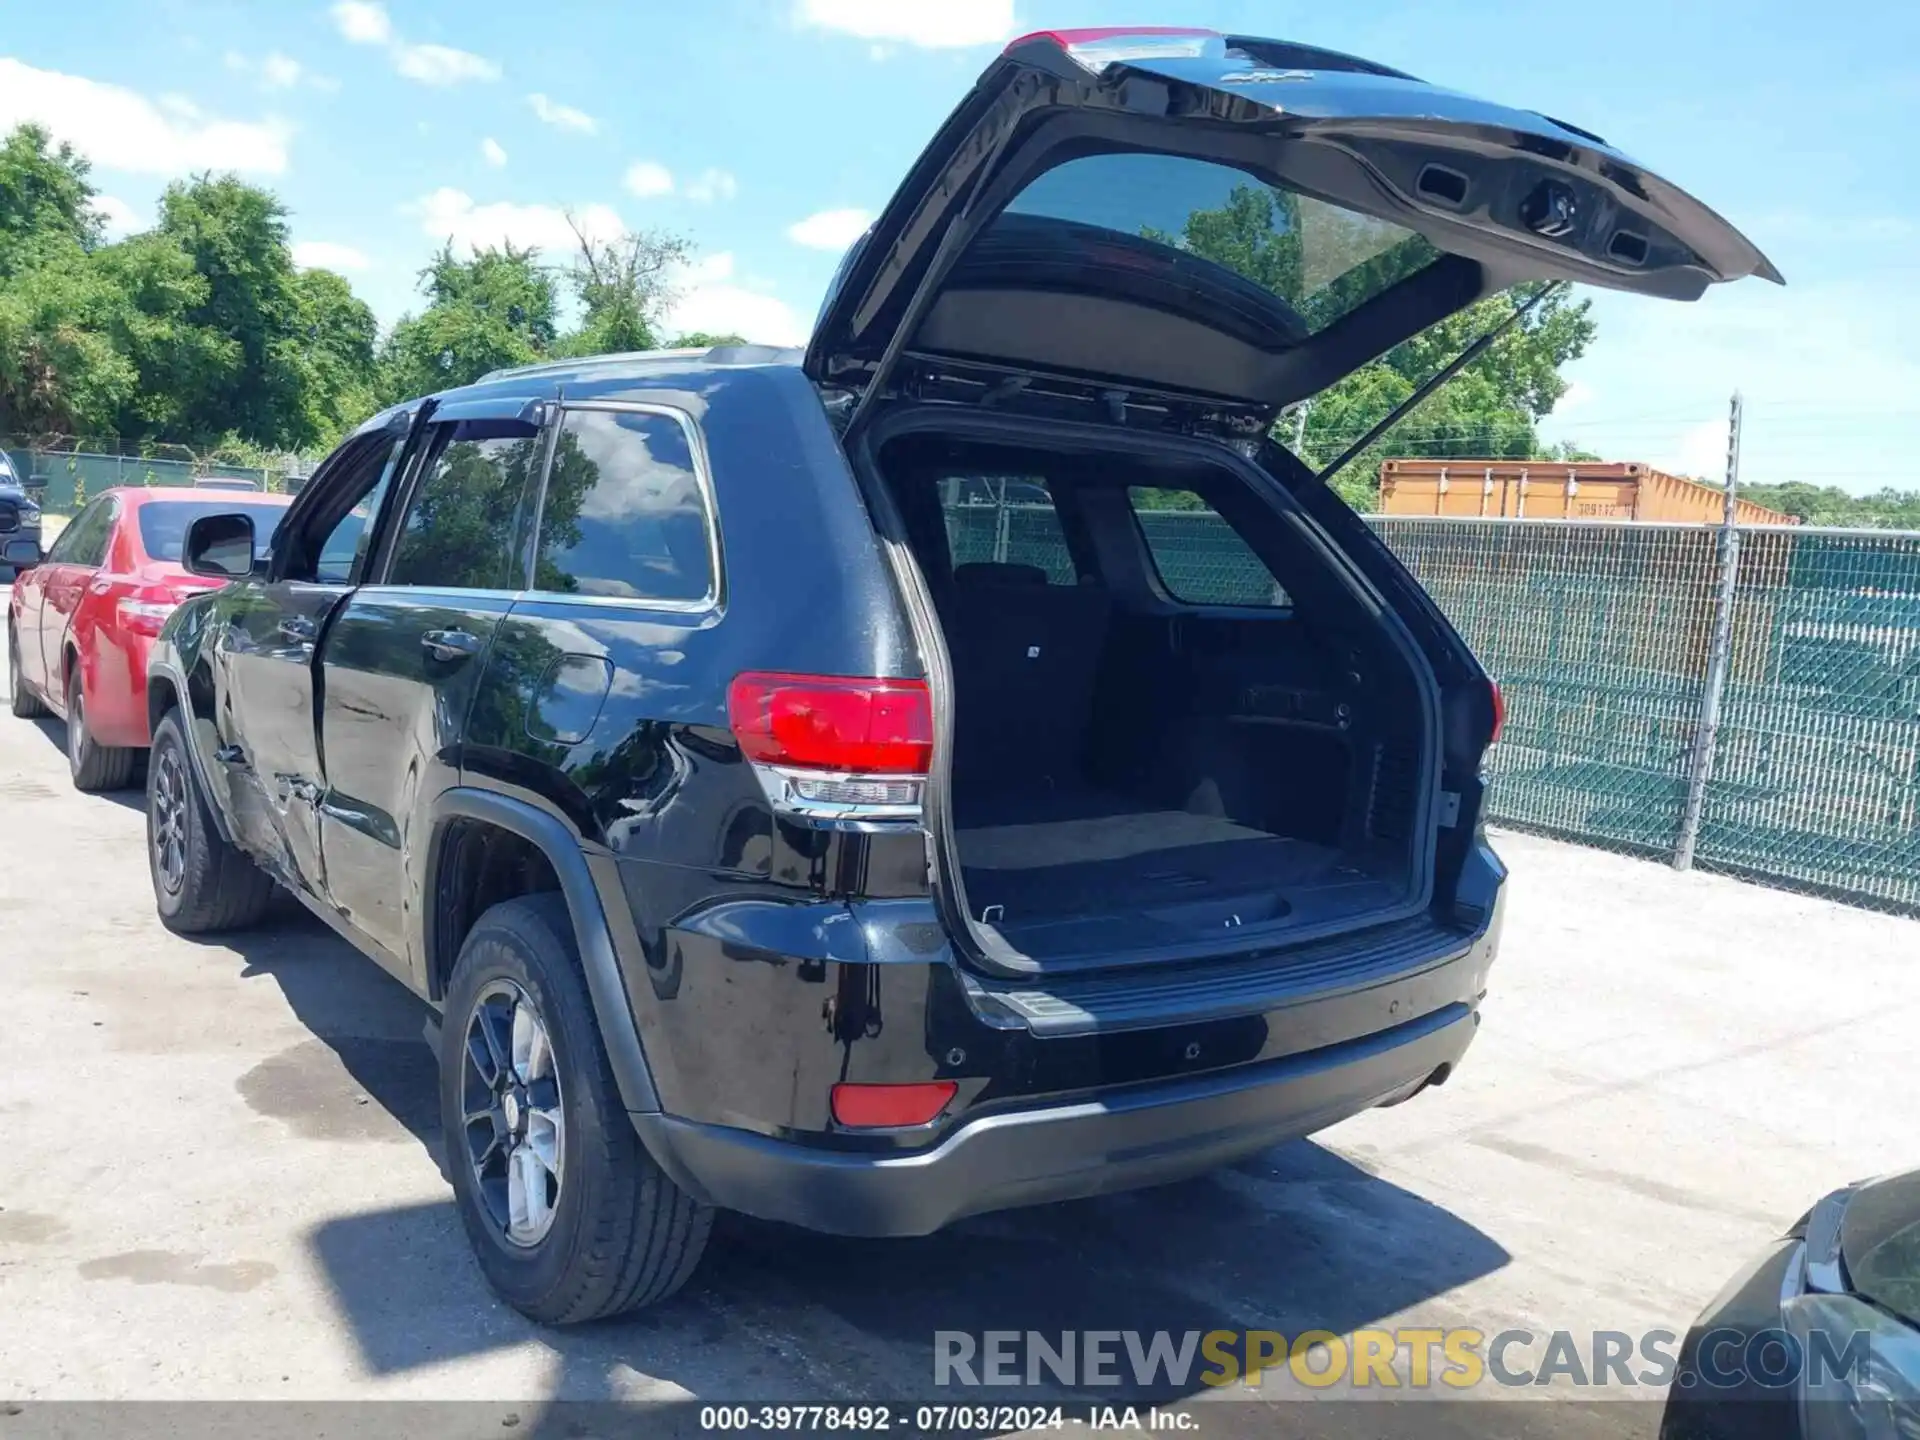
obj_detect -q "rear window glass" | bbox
[940,477,1076,585]
[535,408,715,605]
[1001,152,1438,335]
[139,500,288,563]
[1127,487,1289,608]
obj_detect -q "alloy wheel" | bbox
[462,979,566,1247]
[150,744,190,897]
[66,685,86,768]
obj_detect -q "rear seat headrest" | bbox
[953,561,1050,588]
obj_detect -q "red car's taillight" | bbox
[1488,680,1506,745]
[727,672,933,776]
[116,596,179,638]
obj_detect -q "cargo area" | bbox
[874,427,1438,970]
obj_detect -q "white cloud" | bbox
[683,168,738,204]
[623,160,674,199]
[292,240,372,272]
[393,43,500,86]
[665,253,809,347]
[786,207,872,250]
[226,49,323,91]
[261,52,305,89]
[92,196,142,241]
[0,59,289,175]
[796,0,1016,48]
[480,136,508,167]
[329,0,392,45]
[329,2,499,86]
[528,92,597,133]
[407,187,625,254]
[1541,277,1920,491]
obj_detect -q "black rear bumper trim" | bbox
[631,1000,1477,1237]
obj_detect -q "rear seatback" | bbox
[939,562,1110,803]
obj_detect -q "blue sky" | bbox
[3,0,1916,489]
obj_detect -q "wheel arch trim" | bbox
[145,660,236,846]
[425,787,661,1115]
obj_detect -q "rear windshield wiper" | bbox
[1308,281,1567,489]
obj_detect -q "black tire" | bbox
[440,893,711,1324]
[8,623,47,718]
[146,709,277,933]
[66,668,136,792]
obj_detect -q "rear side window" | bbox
[1126,487,1290,608]
[54,497,115,566]
[139,501,288,563]
[939,476,1076,585]
[533,407,715,605]
[386,422,541,590]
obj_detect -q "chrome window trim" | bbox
[524,399,724,618]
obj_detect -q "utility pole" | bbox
[1674,391,1744,871]
[1291,400,1311,458]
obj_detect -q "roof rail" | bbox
[479,347,712,384]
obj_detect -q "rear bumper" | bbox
[633,999,1478,1237]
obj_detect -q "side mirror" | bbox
[184,512,258,580]
[2,538,39,572]
[23,474,48,495]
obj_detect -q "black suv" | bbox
[0,452,45,577]
[142,29,1777,1322]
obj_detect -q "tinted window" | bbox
[534,409,713,604]
[314,438,406,584]
[1127,487,1289,607]
[387,422,540,590]
[940,476,1076,585]
[138,501,288,563]
[1002,153,1439,336]
[53,497,114,567]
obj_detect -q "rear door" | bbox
[36,495,116,707]
[211,423,414,890]
[315,398,547,975]
[807,28,1779,422]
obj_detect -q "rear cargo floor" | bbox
[956,788,1406,958]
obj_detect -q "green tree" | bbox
[0,124,100,277]
[155,174,308,446]
[382,243,560,399]
[0,245,138,436]
[1736,482,1920,528]
[88,233,234,437]
[290,266,379,446]
[554,215,689,358]
[665,331,747,349]
[1168,184,1597,509]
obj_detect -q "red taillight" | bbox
[831,1081,957,1129]
[727,672,932,775]
[116,593,180,638]
[1005,25,1219,52]
[1488,680,1506,745]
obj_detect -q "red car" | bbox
[7,487,293,790]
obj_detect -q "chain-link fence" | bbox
[943,497,1920,915]
[2,440,317,514]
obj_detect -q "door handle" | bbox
[421,629,483,663]
[277,615,317,644]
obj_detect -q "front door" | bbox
[212,428,411,888]
[317,403,546,974]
